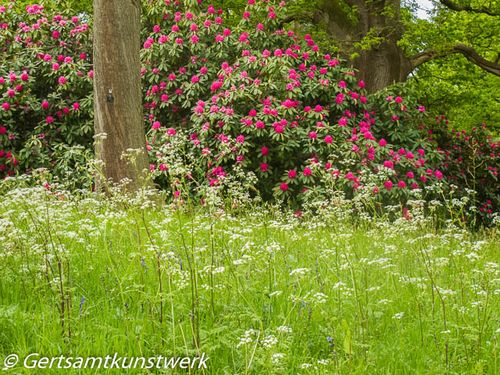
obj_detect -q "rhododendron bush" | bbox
[0,2,93,186]
[0,0,498,221]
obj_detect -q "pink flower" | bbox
[434,170,443,180]
[274,125,284,134]
[288,170,297,179]
[279,182,289,191]
[260,163,268,172]
[308,131,317,139]
[406,171,415,179]
[303,167,312,176]
[394,96,403,104]
[1,102,10,111]
[158,35,168,44]
[378,138,387,147]
[166,128,177,136]
[335,93,344,105]
[261,146,269,156]
[338,117,347,127]
[46,116,55,124]
[397,180,406,188]
[255,120,265,129]
[418,105,426,112]
[314,105,323,112]
[324,135,333,144]
[236,135,245,144]
[58,76,67,85]
[384,180,393,190]
[210,80,222,91]
[239,32,249,42]
[152,121,161,130]
[159,163,168,171]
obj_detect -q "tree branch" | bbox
[410,44,500,76]
[453,44,500,75]
[438,0,499,16]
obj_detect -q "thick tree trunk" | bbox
[93,0,149,192]
[315,0,413,92]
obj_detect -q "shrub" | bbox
[0,2,93,187]
[0,0,498,223]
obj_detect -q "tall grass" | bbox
[0,187,498,374]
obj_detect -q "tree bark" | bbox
[351,0,412,92]
[93,0,149,192]
[311,0,413,92]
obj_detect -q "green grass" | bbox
[0,188,498,374]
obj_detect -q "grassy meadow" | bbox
[0,187,498,374]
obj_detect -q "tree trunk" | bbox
[315,0,413,92]
[93,0,149,192]
[352,0,413,92]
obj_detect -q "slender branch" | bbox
[453,44,500,75]
[439,0,499,16]
[410,44,500,76]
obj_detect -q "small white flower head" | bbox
[392,312,405,320]
[276,325,292,334]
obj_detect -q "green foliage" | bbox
[401,0,500,131]
[11,0,92,13]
